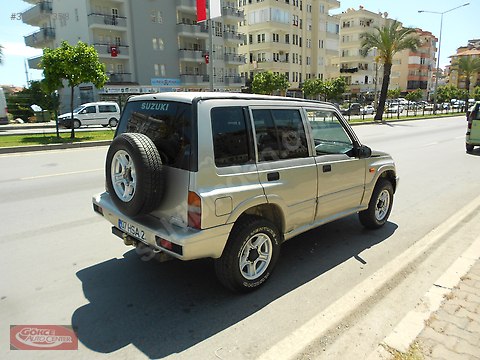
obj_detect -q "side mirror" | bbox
[357,145,372,159]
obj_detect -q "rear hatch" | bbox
[114,98,195,227]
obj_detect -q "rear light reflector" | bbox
[155,236,183,255]
[188,191,202,229]
[93,204,104,216]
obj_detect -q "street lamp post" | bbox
[418,3,469,114]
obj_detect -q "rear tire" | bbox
[359,178,394,229]
[215,216,281,292]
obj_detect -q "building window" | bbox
[154,64,166,76]
[151,10,163,23]
[152,38,164,50]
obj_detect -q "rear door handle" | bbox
[267,172,280,181]
[323,164,332,173]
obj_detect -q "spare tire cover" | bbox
[106,133,164,217]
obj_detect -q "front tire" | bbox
[109,118,118,127]
[73,119,81,129]
[466,144,474,153]
[215,216,281,292]
[359,178,393,229]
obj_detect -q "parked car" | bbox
[58,101,120,128]
[361,105,375,115]
[340,102,362,115]
[386,104,404,113]
[92,92,398,292]
[0,88,8,125]
[466,101,480,152]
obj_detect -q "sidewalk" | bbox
[372,239,480,360]
[415,259,480,359]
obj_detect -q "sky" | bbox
[0,0,478,87]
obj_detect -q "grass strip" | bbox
[0,131,114,148]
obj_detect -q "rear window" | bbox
[116,100,193,170]
[99,104,118,113]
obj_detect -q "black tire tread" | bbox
[106,133,163,217]
[214,216,280,292]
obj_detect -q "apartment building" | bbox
[395,29,437,99]
[21,0,247,110]
[448,39,480,92]
[333,6,396,98]
[237,0,340,97]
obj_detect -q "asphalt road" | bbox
[0,116,479,359]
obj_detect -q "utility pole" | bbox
[208,8,214,91]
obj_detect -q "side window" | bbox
[84,106,96,114]
[211,107,251,167]
[252,108,308,161]
[99,105,117,113]
[306,109,354,155]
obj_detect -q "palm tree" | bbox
[360,21,420,121]
[451,56,480,98]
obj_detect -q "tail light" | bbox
[188,191,202,229]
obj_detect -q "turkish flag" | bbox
[197,0,221,22]
[205,54,209,64]
[196,0,206,22]
[110,46,118,57]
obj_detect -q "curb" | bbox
[0,140,112,154]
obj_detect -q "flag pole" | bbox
[208,3,214,91]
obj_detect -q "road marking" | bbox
[21,168,103,180]
[258,193,480,360]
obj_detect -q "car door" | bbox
[250,107,317,233]
[81,105,97,125]
[304,108,366,221]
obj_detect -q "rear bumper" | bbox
[92,192,233,260]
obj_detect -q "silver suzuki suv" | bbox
[93,92,398,292]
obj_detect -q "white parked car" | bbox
[58,101,120,128]
[361,105,375,115]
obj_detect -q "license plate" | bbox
[118,219,146,241]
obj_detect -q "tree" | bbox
[252,71,290,95]
[360,21,420,121]
[451,56,480,98]
[322,78,347,102]
[473,86,480,101]
[0,44,3,65]
[405,89,423,103]
[387,88,401,100]
[41,41,108,138]
[302,78,322,99]
[302,77,346,102]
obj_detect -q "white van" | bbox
[58,101,120,128]
[0,88,8,125]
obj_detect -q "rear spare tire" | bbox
[106,133,164,217]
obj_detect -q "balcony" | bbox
[28,55,42,70]
[88,13,127,28]
[223,31,246,44]
[177,23,209,38]
[224,76,245,87]
[179,49,206,62]
[24,27,55,48]
[107,72,132,84]
[222,7,244,21]
[22,1,53,26]
[224,53,246,65]
[180,74,210,86]
[176,0,196,12]
[94,43,130,57]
